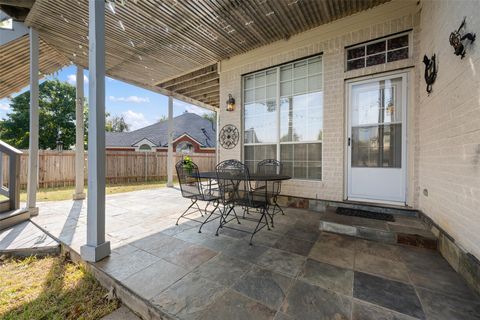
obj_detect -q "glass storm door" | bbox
[347,73,407,203]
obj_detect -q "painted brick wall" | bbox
[218,0,420,202]
[417,0,480,260]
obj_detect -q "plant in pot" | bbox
[182,156,194,175]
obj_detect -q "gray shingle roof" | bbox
[106,112,216,148]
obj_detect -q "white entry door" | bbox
[347,73,407,204]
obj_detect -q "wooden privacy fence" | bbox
[1,150,216,189]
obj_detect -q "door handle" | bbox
[348,137,351,146]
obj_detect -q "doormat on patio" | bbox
[335,207,395,222]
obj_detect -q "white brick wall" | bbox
[416,0,480,260]
[218,0,419,202]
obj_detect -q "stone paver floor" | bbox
[0,220,59,256]
[31,188,480,320]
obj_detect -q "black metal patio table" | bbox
[194,172,291,182]
[193,171,291,244]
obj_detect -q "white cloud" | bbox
[121,110,152,130]
[0,102,10,111]
[66,74,89,85]
[173,99,210,116]
[109,95,150,104]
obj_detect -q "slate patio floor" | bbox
[30,188,480,320]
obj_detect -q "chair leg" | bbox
[176,199,197,225]
[199,201,219,233]
[232,206,241,224]
[194,201,204,217]
[249,207,267,245]
[215,206,233,237]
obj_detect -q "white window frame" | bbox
[345,31,411,72]
[242,55,324,181]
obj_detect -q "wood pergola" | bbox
[0,0,392,262]
[0,34,68,99]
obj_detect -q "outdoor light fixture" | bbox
[449,17,476,59]
[226,94,236,112]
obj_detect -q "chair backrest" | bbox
[257,159,282,195]
[175,159,203,199]
[215,159,249,203]
[257,159,282,175]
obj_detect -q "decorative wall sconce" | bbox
[226,94,236,112]
[423,54,437,94]
[449,17,476,59]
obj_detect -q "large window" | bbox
[243,55,323,180]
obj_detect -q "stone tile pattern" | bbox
[31,190,480,320]
[218,0,480,298]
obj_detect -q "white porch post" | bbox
[167,96,174,187]
[216,110,220,164]
[73,66,86,200]
[26,27,39,216]
[81,0,110,262]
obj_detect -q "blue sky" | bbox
[0,65,214,130]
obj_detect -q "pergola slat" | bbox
[6,0,392,108]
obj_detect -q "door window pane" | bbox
[351,124,401,168]
[351,78,402,126]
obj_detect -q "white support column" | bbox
[81,0,110,262]
[167,96,174,187]
[216,110,220,164]
[26,27,39,216]
[73,66,86,200]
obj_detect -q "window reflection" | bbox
[350,77,403,168]
[244,55,323,179]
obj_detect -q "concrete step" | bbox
[0,200,10,212]
[0,208,30,231]
[319,209,437,250]
[326,200,418,217]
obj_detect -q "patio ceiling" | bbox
[0,34,69,99]
[3,0,390,107]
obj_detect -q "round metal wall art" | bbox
[219,124,239,149]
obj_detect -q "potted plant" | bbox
[182,156,194,174]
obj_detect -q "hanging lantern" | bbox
[226,94,236,112]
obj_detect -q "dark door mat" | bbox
[336,207,395,222]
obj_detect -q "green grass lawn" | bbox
[0,255,119,319]
[15,180,174,202]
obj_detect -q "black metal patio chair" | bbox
[215,159,270,245]
[175,159,220,233]
[257,159,284,217]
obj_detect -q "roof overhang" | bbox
[2,0,392,105]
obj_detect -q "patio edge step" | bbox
[319,210,438,249]
[0,208,30,231]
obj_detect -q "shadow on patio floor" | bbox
[32,188,480,320]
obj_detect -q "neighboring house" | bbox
[105,112,216,153]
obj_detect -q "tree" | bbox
[106,115,130,132]
[202,112,216,124]
[0,80,77,150]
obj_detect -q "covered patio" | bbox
[1,0,480,319]
[28,188,479,320]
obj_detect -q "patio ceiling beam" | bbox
[0,0,34,8]
[161,72,219,93]
[176,79,219,96]
[81,0,110,263]
[156,64,218,88]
